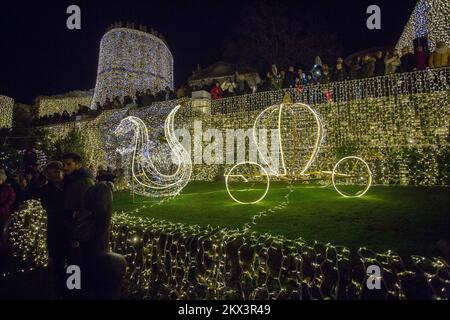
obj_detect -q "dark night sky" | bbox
[0,0,416,104]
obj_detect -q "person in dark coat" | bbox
[84,181,113,262]
[86,181,124,299]
[96,166,116,183]
[0,168,15,245]
[9,173,25,211]
[332,62,348,82]
[349,56,362,80]
[41,161,67,297]
[258,73,272,92]
[142,89,155,107]
[361,55,376,78]
[70,179,115,299]
[235,74,252,95]
[62,154,96,217]
[62,154,95,260]
[62,153,96,298]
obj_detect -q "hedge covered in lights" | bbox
[7,200,449,300]
[43,68,450,186]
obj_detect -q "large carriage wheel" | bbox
[332,156,372,198]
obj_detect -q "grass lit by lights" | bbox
[113,181,450,257]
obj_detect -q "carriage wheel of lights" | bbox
[331,156,372,198]
[225,162,270,205]
[114,105,192,197]
[225,102,372,204]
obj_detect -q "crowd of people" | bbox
[0,149,125,299]
[33,41,449,124]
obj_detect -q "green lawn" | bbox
[113,181,450,257]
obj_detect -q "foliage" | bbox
[51,128,88,162]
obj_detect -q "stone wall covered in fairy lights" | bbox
[8,69,450,300]
[43,68,450,186]
[0,95,14,129]
[91,28,174,108]
[7,200,449,300]
[396,0,450,53]
[36,91,93,117]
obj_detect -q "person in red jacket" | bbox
[414,45,428,70]
[0,169,16,223]
[210,81,223,100]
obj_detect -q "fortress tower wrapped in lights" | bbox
[91,26,174,108]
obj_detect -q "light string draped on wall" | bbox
[6,200,449,300]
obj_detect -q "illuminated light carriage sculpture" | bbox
[115,103,372,203]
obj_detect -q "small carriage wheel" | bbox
[332,156,372,198]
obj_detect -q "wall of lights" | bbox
[36,91,93,117]
[114,106,192,198]
[91,28,174,108]
[41,68,449,186]
[6,200,449,300]
[396,0,450,53]
[0,95,14,129]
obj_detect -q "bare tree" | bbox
[223,0,341,71]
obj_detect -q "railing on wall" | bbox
[211,67,450,115]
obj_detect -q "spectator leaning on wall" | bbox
[429,41,449,69]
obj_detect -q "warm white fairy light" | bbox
[91,27,174,108]
[114,105,192,197]
[0,95,14,129]
[396,0,449,53]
